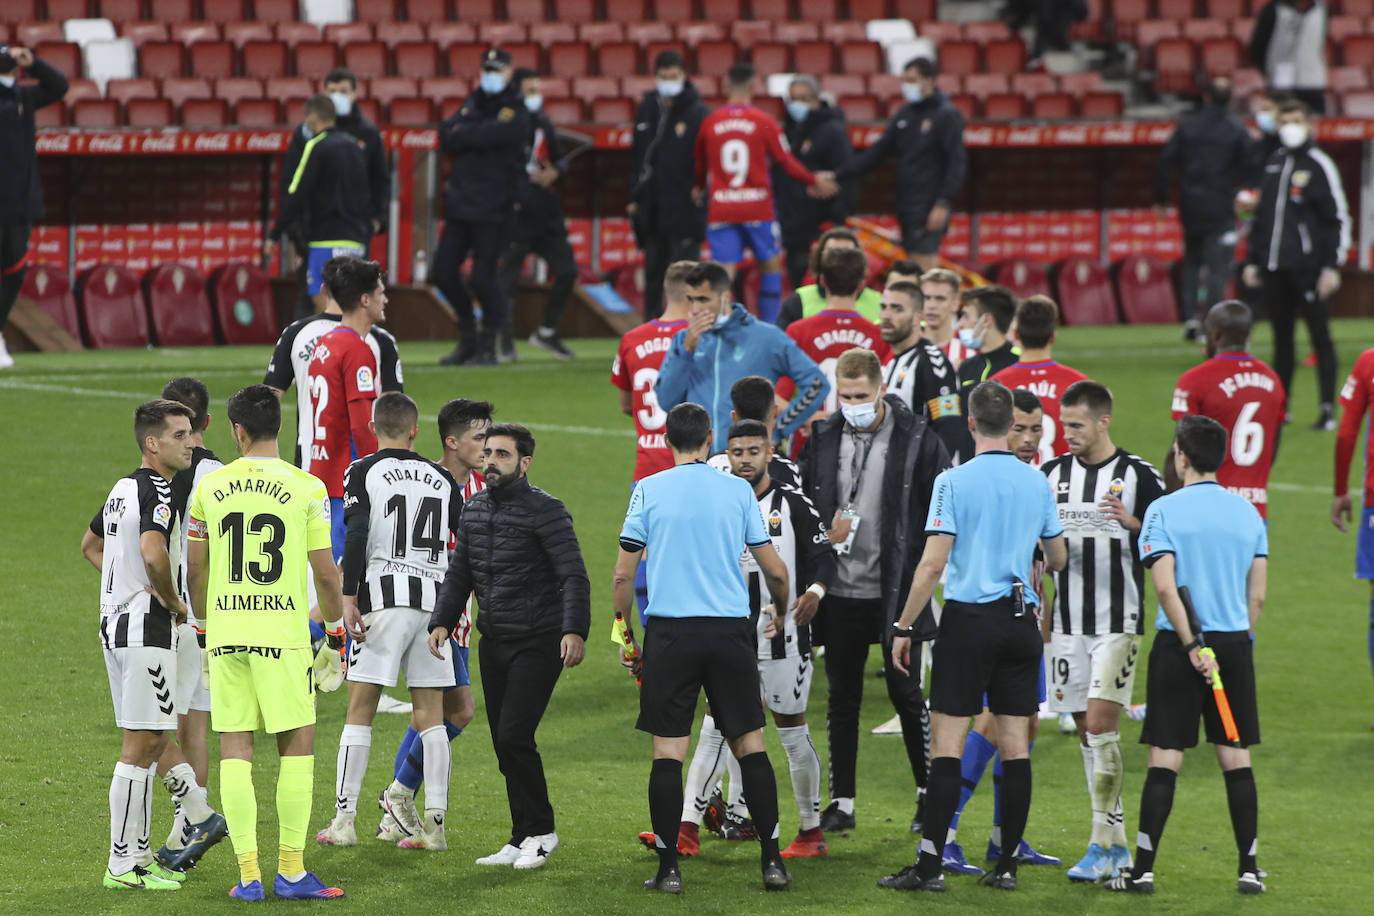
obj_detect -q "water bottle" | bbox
[412,249,428,285]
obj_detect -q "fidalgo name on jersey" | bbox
[812,328,875,351]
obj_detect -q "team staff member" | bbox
[501,68,578,361]
[1107,415,1268,896]
[629,50,710,320]
[776,76,855,289]
[187,385,357,901]
[775,228,881,329]
[835,57,967,272]
[0,44,66,369]
[265,96,371,315]
[878,280,964,461]
[802,349,949,836]
[613,403,794,894]
[428,424,590,871]
[884,380,1067,893]
[1242,98,1350,431]
[955,285,1019,397]
[436,49,530,368]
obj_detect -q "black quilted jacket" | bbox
[429,476,591,641]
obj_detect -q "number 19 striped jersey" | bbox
[341,448,461,615]
[91,468,178,650]
[739,481,835,660]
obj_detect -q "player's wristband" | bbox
[194,626,206,649]
[891,621,914,636]
[806,583,827,601]
[1182,637,1202,653]
[325,624,345,652]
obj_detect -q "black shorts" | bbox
[929,599,1043,717]
[636,616,766,740]
[1140,629,1260,750]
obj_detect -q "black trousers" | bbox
[1180,229,1235,324]
[478,630,564,843]
[641,231,700,321]
[435,218,508,349]
[0,221,32,330]
[1262,267,1337,406]
[499,210,578,342]
[784,241,812,290]
[817,594,929,801]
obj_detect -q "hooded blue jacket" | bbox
[655,304,830,451]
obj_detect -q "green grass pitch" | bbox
[1,320,1372,914]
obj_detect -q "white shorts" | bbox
[758,653,813,716]
[346,607,456,689]
[1046,631,1141,713]
[105,645,179,730]
[174,622,211,714]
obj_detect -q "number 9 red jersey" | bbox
[694,104,816,225]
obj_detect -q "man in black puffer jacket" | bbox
[775,76,855,288]
[428,422,590,869]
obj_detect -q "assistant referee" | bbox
[613,402,794,895]
[883,380,1067,894]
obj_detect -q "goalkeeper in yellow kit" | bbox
[187,384,364,901]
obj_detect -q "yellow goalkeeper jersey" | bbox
[188,456,332,650]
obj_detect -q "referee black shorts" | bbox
[929,598,1043,717]
[1140,629,1260,750]
[636,616,766,740]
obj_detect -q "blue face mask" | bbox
[840,397,879,429]
[1255,110,1276,134]
[301,122,315,140]
[657,79,684,99]
[480,71,507,94]
[901,82,923,104]
[786,100,811,123]
[524,94,543,112]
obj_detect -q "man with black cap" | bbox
[436,48,530,367]
[0,44,68,369]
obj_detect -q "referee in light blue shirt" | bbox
[882,379,1067,894]
[1104,414,1269,897]
[613,402,795,895]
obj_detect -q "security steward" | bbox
[1242,97,1351,431]
[883,379,1067,893]
[776,76,855,289]
[613,402,795,894]
[629,50,709,321]
[265,95,371,314]
[436,48,530,368]
[499,68,578,361]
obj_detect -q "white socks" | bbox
[725,751,746,818]
[777,725,821,831]
[681,715,730,823]
[109,762,150,874]
[335,724,372,817]
[419,725,450,814]
[163,762,213,822]
[834,796,855,815]
[1086,730,1125,849]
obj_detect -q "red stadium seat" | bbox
[574,75,619,98]
[580,23,625,43]
[189,41,236,77]
[426,22,477,44]
[454,0,497,16]
[1343,89,1374,116]
[355,96,381,122]
[182,97,229,126]
[946,92,978,120]
[540,75,569,96]
[274,22,322,47]
[821,73,865,96]
[1232,66,1264,98]
[751,0,791,14]
[21,264,81,342]
[5,0,38,21]
[549,41,592,75]
[421,75,469,97]
[266,75,314,100]
[61,78,102,123]
[1342,0,1374,15]
[963,73,1009,100]
[1180,18,1229,41]
[1059,70,1104,94]
[99,0,143,21]
[1031,92,1075,118]
[794,40,836,72]
[170,22,222,45]
[342,41,388,78]
[695,40,737,74]
[504,41,541,71]
[983,93,1026,119]
[1200,36,1243,76]
[200,0,249,21]
[1154,38,1197,93]
[678,23,726,48]
[394,41,439,77]
[965,21,1012,43]
[446,42,487,74]
[34,100,65,127]
[376,21,425,48]
[775,22,820,42]
[353,0,401,23]
[1230,17,1255,42]
[388,96,437,123]
[591,96,634,122]
[754,95,783,120]
[242,40,287,76]
[731,20,773,42]
[622,74,655,97]
[481,22,529,44]
[1343,35,1374,68]
[233,97,282,124]
[107,77,158,104]
[35,41,81,80]
[46,0,91,17]
[655,0,694,20]
[122,22,170,46]
[596,43,640,76]
[18,24,65,48]
[1012,72,1058,96]
[848,0,888,17]
[144,264,217,347]
[645,40,688,70]
[209,263,278,345]
[937,40,980,76]
[1054,257,1118,325]
[126,97,174,126]
[869,73,900,96]
[1207,0,1248,18]
[984,37,1026,74]
[80,264,150,349]
[1115,256,1179,324]
[552,0,597,22]
[838,95,881,121]
[407,0,451,21]
[324,22,374,45]
[295,41,341,78]
[701,0,742,19]
[224,21,273,47]
[161,77,212,107]
[148,0,193,20]
[1108,0,1150,40]
[1081,90,1123,116]
[1157,0,1196,19]
[994,259,1050,300]
[252,0,299,24]
[627,22,673,44]
[530,23,576,47]
[840,40,884,75]
[368,76,416,105]
[139,40,185,78]
[1331,65,1372,91]
[506,0,548,20]
[73,98,120,127]
[751,43,791,75]
[543,96,584,121]
[794,0,838,20]
[1071,0,1105,40]
[821,22,868,43]
[921,23,964,44]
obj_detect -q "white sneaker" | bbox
[397,811,447,851]
[871,714,903,736]
[315,815,357,846]
[376,692,413,714]
[0,333,13,370]
[375,811,404,842]
[1058,712,1077,734]
[514,832,559,869]
[476,843,522,866]
[382,783,424,837]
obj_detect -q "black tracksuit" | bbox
[1247,137,1351,407]
[269,127,371,248]
[775,102,855,286]
[629,84,709,319]
[0,57,67,329]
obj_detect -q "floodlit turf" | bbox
[2,320,1372,914]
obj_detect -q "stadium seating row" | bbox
[1105,0,1374,39]
[990,255,1181,326]
[23,261,278,349]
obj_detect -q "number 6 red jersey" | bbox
[694,103,816,225]
[1171,351,1286,517]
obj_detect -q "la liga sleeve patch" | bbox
[355,365,375,393]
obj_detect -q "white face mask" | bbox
[330,92,351,116]
[657,79,684,99]
[0,75,15,89]
[524,94,543,112]
[714,308,732,328]
[840,396,879,429]
[901,82,923,104]
[1278,122,1308,149]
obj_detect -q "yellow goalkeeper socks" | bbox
[220,758,258,883]
[277,754,314,875]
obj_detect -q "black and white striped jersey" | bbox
[706,451,801,490]
[169,446,224,612]
[89,469,177,650]
[740,481,835,660]
[1042,448,1165,636]
[884,339,967,462]
[341,448,461,614]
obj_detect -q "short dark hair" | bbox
[730,376,775,422]
[486,422,535,459]
[1176,414,1227,473]
[324,67,357,89]
[1278,97,1309,118]
[883,280,923,308]
[1060,379,1112,417]
[1011,388,1043,414]
[305,93,336,122]
[323,256,383,312]
[665,402,712,452]
[438,398,493,443]
[1015,295,1058,349]
[653,49,685,72]
[969,380,1014,437]
[1205,299,1254,349]
[961,284,1018,333]
[904,56,937,78]
[664,260,698,300]
[510,66,537,93]
[727,61,754,88]
[809,227,859,278]
[135,398,194,452]
[373,391,419,439]
[685,261,732,293]
[727,419,770,442]
[162,377,210,432]
[820,246,867,297]
[226,384,282,443]
[885,259,922,282]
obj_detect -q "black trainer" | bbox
[702,790,727,834]
[1237,871,1266,895]
[1103,868,1155,894]
[439,341,478,366]
[878,864,945,892]
[819,801,855,833]
[762,861,791,891]
[1312,405,1336,431]
[716,812,756,841]
[980,869,1017,891]
[644,868,682,894]
[529,329,575,359]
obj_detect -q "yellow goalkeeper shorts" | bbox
[208,645,315,734]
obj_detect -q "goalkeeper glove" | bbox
[314,623,347,693]
[196,626,210,687]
